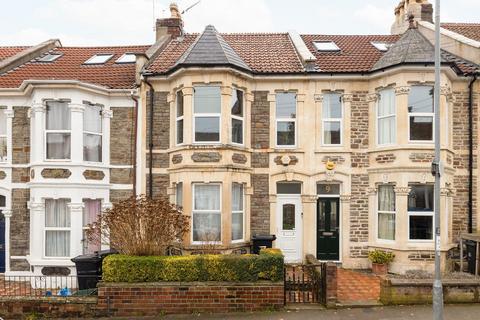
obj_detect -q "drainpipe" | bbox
[130,91,139,197]
[468,75,477,234]
[144,77,155,199]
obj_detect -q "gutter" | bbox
[468,74,477,234]
[143,76,155,199]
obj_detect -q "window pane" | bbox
[193,212,221,242]
[323,121,341,144]
[176,119,184,144]
[410,116,433,141]
[46,231,70,257]
[378,116,396,145]
[378,185,395,211]
[277,121,295,146]
[45,199,70,227]
[195,117,220,142]
[232,211,243,241]
[232,118,243,144]
[317,184,340,195]
[194,184,220,210]
[0,137,6,161]
[378,89,395,117]
[46,101,70,130]
[176,183,183,207]
[408,185,434,211]
[83,199,101,254]
[232,183,243,211]
[378,212,395,240]
[410,215,433,240]
[83,133,102,162]
[277,182,301,194]
[408,86,434,113]
[194,86,221,114]
[0,195,6,207]
[231,89,243,116]
[282,204,295,230]
[177,90,184,117]
[84,104,102,133]
[323,93,342,118]
[46,133,71,159]
[0,108,6,135]
[276,93,296,118]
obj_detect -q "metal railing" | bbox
[284,263,326,304]
[0,275,100,297]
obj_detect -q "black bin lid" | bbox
[71,253,102,263]
[252,235,276,241]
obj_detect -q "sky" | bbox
[0,0,479,46]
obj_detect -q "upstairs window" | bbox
[322,93,342,145]
[115,53,136,64]
[176,182,183,208]
[84,54,113,65]
[0,108,6,162]
[45,199,71,257]
[194,86,221,143]
[46,101,71,160]
[408,184,434,240]
[276,92,297,147]
[83,103,103,162]
[313,41,340,52]
[176,90,184,145]
[231,88,244,145]
[377,88,396,145]
[408,86,434,142]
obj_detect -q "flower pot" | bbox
[371,262,388,275]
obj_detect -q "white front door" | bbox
[276,196,302,263]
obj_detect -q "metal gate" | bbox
[284,263,326,304]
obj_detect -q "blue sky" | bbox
[0,0,478,46]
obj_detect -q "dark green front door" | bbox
[317,198,340,261]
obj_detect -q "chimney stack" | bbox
[391,0,433,35]
[156,3,184,40]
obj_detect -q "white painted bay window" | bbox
[276,92,296,147]
[193,86,221,143]
[408,86,434,142]
[45,199,71,257]
[83,103,102,162]
[408,184,434,240]
[192,183,221,243]
[0,108,6,162]
[46,101,71,160]
[377,88,396,145]
[377,185,396,241]
[82,199,102,254]
[322,93,342,145]
[176,90,184,145]
[232,183,244,241]
[231,88,244,145]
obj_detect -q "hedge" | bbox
[102,249,284,283]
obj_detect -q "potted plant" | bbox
[368,249,395,275]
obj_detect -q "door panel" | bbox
[276,197,302,263]
[317,198,340,261]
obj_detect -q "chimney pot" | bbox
[155,2,184,41]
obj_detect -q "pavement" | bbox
[83,304,480,320]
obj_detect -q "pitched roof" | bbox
[441,23,480,42]
[0,46,30,62]
[0,45,150,89]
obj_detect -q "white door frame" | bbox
[275,195,303,263]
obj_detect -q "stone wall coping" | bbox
[386,278,480,286]
[98,281,284,288]
[0,296,97,304]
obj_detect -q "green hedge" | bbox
[102,249,284,283]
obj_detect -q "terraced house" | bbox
[139,0,480,273]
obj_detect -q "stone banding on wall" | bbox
[351,153,369,168]
[109,168,132,184]
[0,171,6,180]
[172,154,183,164]
[82,170,105,181]
[321,156,346,164]
[191,152,222,162]
[409,152,434,163]
[375,153,396,164]
[232,153,247,164]
[11,168,29,183]
[273,155,298,166]
[408,252,435,261]
[41,168,72,179]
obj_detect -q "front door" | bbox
[276,196,302,263]
[317,198,340,261]
[0,214,5,273]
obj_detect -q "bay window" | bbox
[408,184,434,240]
[0,108,6,162]
[232,183,244,241]
[176,90,184,145]
[194,86,221,143]
[83,103,102,162]
[322,93,342,145]
[45,199,70,257]
[192,183,221,242]
[377,185,396,241]
[408,86,434,142]
[46,101,71,160]
[276,92,296,147]
[176,182,183,208]
[82,199,101,254]
[231,88,244,145]
[377,88,396,145]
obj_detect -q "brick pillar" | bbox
[325,263,338,308]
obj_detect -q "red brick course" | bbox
[337,268,381,303]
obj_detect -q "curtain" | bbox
[378,213,395,240]
[46,101,70,130]
[194,185,220,210]
[46,231,70,257]
[46,133,71,159]
[232,212,243,241]
[83,133,102,162]
[0,108,6,135]
[193,213,221,242]
[45,199,70,227]
[176,183,183,207]
[232,184,243,241]
[378,186,395,240]
[83,104,102,133]
[45,199,70,257]
[378,185,395,211]
[232,184,243,211]
[378,89,396,144]
[83,200,101,254]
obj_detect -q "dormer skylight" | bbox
[84,54,113,65]
[115,53,136,64]
[313,41,340,52]
[37,53,62,62]
[371,42,391,52]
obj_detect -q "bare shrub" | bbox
[85,196,189,256]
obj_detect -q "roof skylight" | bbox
[115,53,136,64]
[371,42,391,52]
[313,41,340,52]
[84,54,113,64]
[37,53,62,62]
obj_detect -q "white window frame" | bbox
[115,53,136,64]
[45,101,71,161]
[376,185,396,243]
[193,86,221,144]
[82,199,102,254]
[231,88,244,146]
[376,88,396,146]
[371,42,390,51]
[321,92,343,146]
[176,90,184,146]
[313,41,340,52]
[44,199,71,259]
[408,86,434,144]
[83,103,103,163]
[0,108,7,162]
[192,183,222,245]
[407,185,434,242]
[84,54,113,65]
[231,183,245,243]
[176,182,183,207]
[275,92,297,148]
